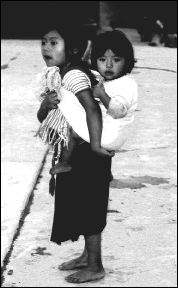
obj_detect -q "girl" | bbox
[36,28,113,175]
[37,24,112,283]
[37,28,138,284]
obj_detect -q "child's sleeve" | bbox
[106,78,138,119]
[107,97,128,119]
[62,69,91,95]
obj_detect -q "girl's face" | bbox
[41,30,66,67]
[97,49,126,80]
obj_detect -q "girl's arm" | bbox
[92,83,111,109]
[76,89,102,150]
[76,89,114,157]
[37,91,59,123]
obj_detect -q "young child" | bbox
[47,29,138,174]
[90,30,138,148]
[36,26,113,175]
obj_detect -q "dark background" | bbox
[109,1,177,30]
[1,1,99,38]
[1,1,177,39]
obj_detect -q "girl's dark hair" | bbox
[91,30,136,75]
[41,22,97,86]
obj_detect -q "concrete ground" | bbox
[1,31,177,287]
[1,39,48,266]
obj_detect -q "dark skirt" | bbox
[50,142,112,245]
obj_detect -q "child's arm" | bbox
[76,89,114,157]
[92,82,111,109]
[93,82,128,119]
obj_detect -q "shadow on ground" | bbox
[110,175,170,189]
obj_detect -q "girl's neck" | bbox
[60,62,71,78]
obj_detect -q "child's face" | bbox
[41,30,66,67]
[97,49,126,80]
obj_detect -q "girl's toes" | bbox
[65,275,74,283]
[65,272,80,283]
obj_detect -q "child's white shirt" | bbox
[100,75,138,150]
[60,69,138,151]
[100,75,137,118]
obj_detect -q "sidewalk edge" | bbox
[1,147,49,268]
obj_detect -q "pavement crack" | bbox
[135,66,177,73]
[1,52,20,70]
[1,191,35,285]
[108,209,120,213]
[1,64,9,70]
[31,247,52,256]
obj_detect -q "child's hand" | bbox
[41,90,60,111]
[92,80,105,99]
[91,145,115,158]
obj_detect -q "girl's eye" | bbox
[114,58,120,62]
[98,58,106,62]
[41,40,46,46]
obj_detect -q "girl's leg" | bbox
[84,233,103,271]
[65,233,105,283]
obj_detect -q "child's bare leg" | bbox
[50,129,79,175]
[65,233,105,283]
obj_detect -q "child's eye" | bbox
[41,40,46,46]
[51,41,57,46]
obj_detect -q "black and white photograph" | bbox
[1,1,177,286]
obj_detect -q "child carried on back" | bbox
[36,30,138,175]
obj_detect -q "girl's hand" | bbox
[92,81,105,99]
[91,145,115,158]
[41,90,60,111]
[37,90,60,123]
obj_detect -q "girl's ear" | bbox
[73,48,79,55]
[68,47,80,58]
[68,48,81,64]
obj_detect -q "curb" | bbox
[1,147,49,268]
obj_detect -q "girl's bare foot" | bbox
[50,162,72,175]
[58,255,88,271]
[65,267,106,283]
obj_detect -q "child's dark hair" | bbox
[91,30,136,75]
[41,22,97,86]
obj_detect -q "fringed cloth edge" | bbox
[36,108,70,159]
